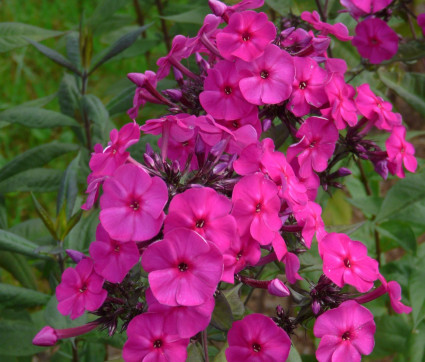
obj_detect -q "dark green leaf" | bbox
[0,107,80,128]
[407,321,425,362]
[161,8,209,24]
[20,92,57,108]
[66,31,81,67]
[0,196,6,229]
[106,84,136,116]
[0,252,37,289]
[287,346,302,362]
[31,193,59,240]
[0,283,50,308]
[0,319,43,356]
[378,69,425,117]
[0,168,63,193]
[25,38,81,75]
[387,40,425,63]
[348,195,382,216]
[88,0,130,31]
[372,315,410,358]
[211,292,233,331]
[56,154,80,219]
[0,229,47,259]
[378,221,417,253]
[109,39,157,61]
[65,210,99,252]
[213,342,228,362]
[0,22,63,53]
[409,260,425,328]
[187,342,204,362]
[61,210,83,240]
[0,142,78,183]
[222,284,244,317]
[81,328,126,349]
[265,0,293,15]
[58,74,81,118]
[89,25,151,74]
[81,94,112,143]
[80,342,106,362]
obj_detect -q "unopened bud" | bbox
[65,249,86,264]
[312,300,321,315]
[208,0,227,16]
[268,279,291,297]
[32,326,58,346]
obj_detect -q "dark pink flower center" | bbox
[196,219,205,228]
[114,244,120,253]
[260,70,269,79]
[299,81,307,90]
[232,121,239,129]
[153,339,162,348]
[344,258,351,268]
[79,285,87,293]
[236,251,242,261]
[178,262,189,272]
[224,86,233,95]
[182,141,189,146]
[370,37,380,45]
[255,203,262,213]
[342,331,351,341]
[242,32,251,41]
[129,200,140,211]
[252,343,261,352]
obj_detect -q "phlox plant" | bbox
[26,0,425,361]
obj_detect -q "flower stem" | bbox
[202,329,209,362]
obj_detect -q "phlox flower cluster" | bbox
[33,1,416,361]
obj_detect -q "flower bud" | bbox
[32,326,58,346]
[65,249,86,264]
[312,300,321,315]
[208,0,227,16]
[127,72,146,87]
[268,279,290,297]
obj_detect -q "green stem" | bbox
[202,329,209,362]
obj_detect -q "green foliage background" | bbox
[0,0,425,361]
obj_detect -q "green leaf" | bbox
[387,40,425,63]
[378,69,425,117]
[213,342,228,362]
[287,346,302,362]
[31,193,59,240]
[375,169,425,223]
[372,315,410,358]
[211,291,233,331]
[25,38,82,75]
[407,322,425,362]
[409,261,425,328]
[161,8,209,24]
[222,284,244,317]
[58,74,81,118]
[0,142,78,183]
[56,154,80,219]
[187,342,204,362]
[0,168,63,193]
[81,94,112,143]
[0,22,63,53]
[0,229,46,259]
[0,196,7,229]
[0,107,80,128]
[80,342,106,362]
[0,318,43,356]
[107,84,136,116]
[265,0,293,15]
[89,25,151,74]
[0,252,37,289]
[0,283,50,308]
[61,210,83,240]
[88,0,130,31]
[65,210,99,252]
[348,195,382,216]
[378,221,417,254]
[66,31,81,67]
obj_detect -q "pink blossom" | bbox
[216,11,276,61]
[33,323,98,347]
[231,173,282,244]
[199,60,255,120]
[89,224,140,283]
[287,116,338,178]
[320,233,379,292]
[352,18,398,64]
[418,13,425,37]
[386,126,417,178]
[141,228,223,306]
[89,122,140,178]
[127,71,160,118]
[237,44,295,105]
[293,201,326,248]
[164,187,237,252]
[146,288,215,338]
[99,164,168,242]
[356,84,401,130]
[301,11,353,41]
[81,174,106,211]
[233,138,275,176]
[287,57,328,117]
[56,258,107,320]
[123,313,189,362]
[283,252,302,284]
[226,313,291,362]
[340,0,392,20]
[314,300,376,362]
[321,74,358,130]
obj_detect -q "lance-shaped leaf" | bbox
[31,193,59,240]
[56,154,80,219]
[0,142,78,183]
[211,291,233,331]
[0,229,47,259]
[88,0,130,31]
[0,252,37,290]
[89,24,151,74]
[0,318,43,356]
[0,168,63,193]
[0,22,63,53]
[0,283,50,308]
[0,107,80,128]
[25,38,82,75]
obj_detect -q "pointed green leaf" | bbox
[0,229,47,259]
[106,84,136,116]
[0,107,80,128]
[88,0,130,31]
[378,221,417,254]
[211,292,233,331]
[0,252,37,289]
[58,74,81,118]
[0,168,63,193]
[31,193,59,240]
[66,31,81,67]
[222,284,244,317]
[0,318,43,356]
[0,283,49,308]
[61,210,83,240]
[160,8,209,24]
[0,142,78,183]
[56,154,80,219]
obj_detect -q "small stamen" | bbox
[252,343,261,352]
[153,339,162,348]
[242,32,251,41]
[260,70,269,79]
[236,252,242,261]
[79,285,87,293]
[299,81,307,90]
[178,262,188,272]
[196,219,205,228]
[255,203,261,213]
[224,86,232,95]
[342,331,351,341]
[344,258,351,268]
[130,201,140,211]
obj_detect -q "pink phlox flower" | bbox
[325,58,347,75]
[123,312,189,362]
[89,224,140,284]
[321,73,358,130]
[209,0,264,19]
[301,11,353,41]
[314,300,376,362]
[356,84,401,131]
[352,18,398,64]
[289,158,320,201]
[216,10,276,62]
[164,187,237,252]
[287,116,338,178]
[195,114,235,147]
[340,0,392,20]
[231,173,282,244]
[89,122,140,178]
[293,201,326,248]
[271,231,288,261]
[189,14,222,54]
[233,138,275,175]
[99,164,168,242]
[141,113,196,141]
[287,57,328,117]
[281,28,331,57]
[81,174,106,210]
[142,228,223,307]
[223,232,261,282]
[218,108,261,136]
[127,71,160,118]
[225,313,291,362]
[156,35,194,80]
[56,258,107,320]
[418,13,425,36]
[199,60,255,120]
[225,124,259,155]
[283,252,302,284]
[146,288,215,338]
[319,233,379,292]
[386,125,417,178]
[161,132,198,171]
[237,44,295,105]
[378,275,412,314]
